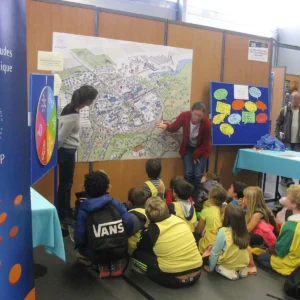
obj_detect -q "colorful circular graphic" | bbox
[35,86,57,165]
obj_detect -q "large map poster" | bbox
[53,33,193,162]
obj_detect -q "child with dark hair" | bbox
[195,186,227,254]
[204,204,250,280]
[194,171,221,211]
[127,188,148,255]
[168,180,197,232]
[165,175,184,204]
[74,171,134,278]
[143,159,165,199]
[227,181,247,206]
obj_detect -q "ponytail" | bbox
[70,85,98,110]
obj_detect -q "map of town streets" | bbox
[53,33,193,162]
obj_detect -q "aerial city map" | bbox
[53,33,193,162]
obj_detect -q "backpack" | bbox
[87,204,128,264]
[284,266,300,299]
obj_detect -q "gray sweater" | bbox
[58,113,80,149]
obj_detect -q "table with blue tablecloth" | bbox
[233,149,300,201]
[31,188,65,261]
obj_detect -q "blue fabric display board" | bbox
[0,0,35,298]
[30,74,58,185]
[210,81,270,145]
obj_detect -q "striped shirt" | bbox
[143,179,161,198]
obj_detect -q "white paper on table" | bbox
[53,74,62,96]
[37,51,64,72]
[234,85,249,100]
[290,156,300,161]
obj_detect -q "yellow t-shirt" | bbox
[199,206,222,254]
[217,227,250,270]
[154,215,203,274]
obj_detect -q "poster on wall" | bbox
[53,32,193,162]
[30,74,58,185]
[0,0,35,299]
[210,81,270,146]
[248,40,269,63]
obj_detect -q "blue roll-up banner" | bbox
[30,74,58,186]
[0,0,35,299]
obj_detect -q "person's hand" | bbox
[203,265,210,273]
[193,159,200,165]
[155,121,167,130]
[238,198,244,208]
[206,243,214,252]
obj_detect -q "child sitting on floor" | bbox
[127,188,148,256]
[168,179,197,232]
[241,186,277,248]
[227,181,247,206]
[194,171,221,211]
[204,204,250,280]
[74,171,134,278]
[258,185,300,276]
[195,186,227,254]
[142,159,165,200]
[132,197,202,288]
[166,175,183,204]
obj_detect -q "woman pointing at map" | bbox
[156,102,212,197]
[58,85,98,225]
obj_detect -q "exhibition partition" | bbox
[26,0,273,205]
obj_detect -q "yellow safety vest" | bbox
[144,180,165,198]
[128,208,147,256]
[217,227,250,270]
[173,201,197,232]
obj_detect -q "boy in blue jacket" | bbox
[74,171,134,278]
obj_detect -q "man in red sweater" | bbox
[156,102,212,197]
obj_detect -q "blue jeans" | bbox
[58,147,76,220]
[183,146,208,192]
[257,251,272,269]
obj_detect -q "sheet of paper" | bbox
[248,40,269,63]
[234,85,249,100]
[53,74,62,96]
[37,51,64,72]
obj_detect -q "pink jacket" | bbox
[253,221,277,247]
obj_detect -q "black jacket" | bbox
[275,104,300,143]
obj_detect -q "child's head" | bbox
[84,171,110,198]
[146,159,161,179]
[209,186,227,207]
[201,172,220,184]
[244,186,270,223]
[169,175,184,190]
[286,185,300,212]
[223,204,249,249]
[128,188,147,207]
[145,196,170,223]
[227,181,247,199]
[174,179,194,201]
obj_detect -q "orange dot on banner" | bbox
[0,212,7,225]
[9,264,22,285]
[24,288,36,300]
[0,236,2,244]
[9,226,18,238]
[14,195,23,206]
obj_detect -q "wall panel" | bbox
[167,24,223,111]
[27,0,95,202]
[216,33,272,188]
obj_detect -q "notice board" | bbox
[210,82,270,145]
